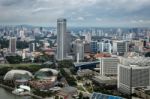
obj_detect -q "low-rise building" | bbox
[92,76,117,86]
[77,69,93,77]
[135,87,150,99]
[55,86,78,99]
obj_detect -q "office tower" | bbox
[143,40,147,48]
[19,30,25,40]
[90,41,98,53]
[85,32,91,43]
[104,43,112,54]
[40,27,43,33]
[92,29,96,36]
[113,41,128,55]
[84,43,91,53]
[118,57,150,94]
[74,39,84,62]
[29,43,35,52]
[66,32,71,54]
[9,37,16,53]
[22,49,26,59]
[97,42,112,54]
[56,18,67,60]
[99,57,119,76]
[131,40,143,52]
[97,42,104,52]
[117,28,122,36]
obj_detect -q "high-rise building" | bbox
[56,18,67,60]
[74,39,84,62]
[84,42,91,53]
[90,41,98,53]
[19,30,25,41]
[9,37,16,53]
[85,32,91,43]
[29,43,35,52]
[104,43,112,54]
[66,32,71,54]
[99,56,119,76]
[113,41,128,55]
[118,57,150,94]
[97,42,104,52]
[97,42,112,54]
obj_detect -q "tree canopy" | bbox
[6,55,22,64]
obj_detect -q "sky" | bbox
[0,0,150,27]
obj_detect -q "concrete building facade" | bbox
[99,57,119,76]
[9,37,16,53]
[56,18,68,60]
[118,57,150,94]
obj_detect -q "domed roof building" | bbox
[30,68,59,90]
[4,70,33,81]
[34,68,58,80]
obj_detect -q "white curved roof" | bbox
[4,70,33,80]
[38,68,59,76]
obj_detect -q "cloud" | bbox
[131,19,150,24]
[96,18,102,22]
[0,0,150,26]
[77,17,85,21]
[32,7,58,13]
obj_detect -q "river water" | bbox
[0,87,32,99]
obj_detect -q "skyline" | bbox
[0,0,150,27]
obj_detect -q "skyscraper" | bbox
[85,32,91,43]
[56,18,67,60]
[74,39,84,62]
[29,43,35,52]
[9,37,16,53]
[113,41,129,55]
[90,41,98,53]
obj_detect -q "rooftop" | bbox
[74,61,99,67]
[121,57,150,67]
[91,92,124,99]
[4,69,33,81]
[92,76,117,85]
[34,68,58,80]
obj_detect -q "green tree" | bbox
[79,92,83,99]
[17,41,29,49]
[33,89,53,98]
[6,55,22,64]
[60,68,77,86]
[0,38,9,48]
[58,60,74,68]
[145,52,150,57]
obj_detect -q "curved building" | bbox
[4,69,33,81]
[34,68,58,80]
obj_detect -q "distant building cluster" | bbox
[1,18,150,99]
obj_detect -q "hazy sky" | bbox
[0,0,150,27]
